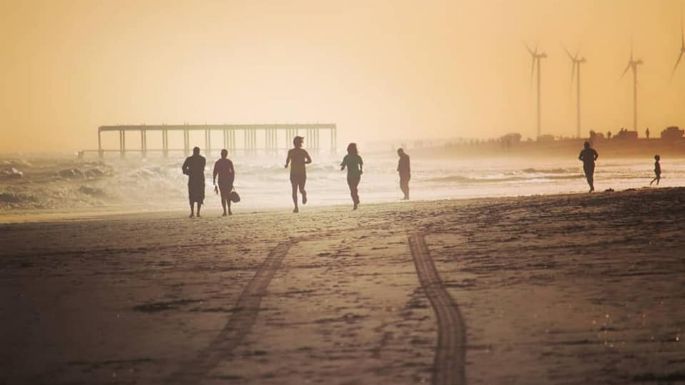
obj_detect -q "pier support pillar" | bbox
[266,128,276,152]
[205,128,211,156]
[223,129,228,151]
[331,126,337,152]
[162,129,168,158]
[119,130,126,158]
[183,129,189,155]
[285,128,291,147]
[98,129,103,159]
[314,128,320,151]
[141,129,147,158]
[229,129,235,152]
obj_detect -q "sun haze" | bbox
[1,0,684,152]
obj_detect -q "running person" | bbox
[285,136,311,213]
[578,141,599,193]
[213,149,235,216]
[340,143,363,210]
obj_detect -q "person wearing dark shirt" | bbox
[578,141,599,193]
[340,143,364,210]
[284,136,312,213]
[182,147,206,217]
[397,148,411,200]
[650,154,661,186]
[213,149,235,216]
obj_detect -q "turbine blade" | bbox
[562,44,574,61]
[525,42,535,56]
[621,62,631,79]
[673,52,684,76]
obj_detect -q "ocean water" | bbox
[1,151,684,215]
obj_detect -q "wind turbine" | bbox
[564,46,586,138]
[621,46,643,132]
[673,12,685,76]
[526,44,547,138]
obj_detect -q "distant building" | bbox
[500,133,521,149]
[661,126,684,141]
[614,130,638,140]
[500,133,522,143]
[589,130,605,141]
[537,134,556,143]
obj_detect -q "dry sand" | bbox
[1,188,684,385]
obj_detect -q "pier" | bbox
[86,123,337,158]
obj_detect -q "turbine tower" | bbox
[564,46,586,138]
[672,13,685,76]
[526,44,547,138]
[621,46,643,132]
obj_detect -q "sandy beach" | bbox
[1,188,684,385]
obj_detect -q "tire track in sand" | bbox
[170,240,292,383]
[408,232,466,385]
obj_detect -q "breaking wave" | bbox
[1,154,683,214]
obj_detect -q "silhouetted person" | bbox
[397,148,411,200]
[213,149,235,216]
[646,127,650,140]
[182,147,206,217]
[340,143,363,210]
[578,141,599,193]
[650,154,661,186]
[285,136,311,213]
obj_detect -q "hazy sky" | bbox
[1,0,685,152]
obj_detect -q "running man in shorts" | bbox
[578,141,599,193]
[285,136,312,213]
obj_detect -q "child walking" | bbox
[650,154,661,186]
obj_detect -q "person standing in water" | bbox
[213,149,235,216]
[397,148,411,200]
[578,141,599,193]
[340,143,364,210]
[285,136,311,213]
[650,154,661,186]
[182,146,206,218]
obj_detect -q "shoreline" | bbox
[0,186,675,225]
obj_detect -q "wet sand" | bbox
[1,188,684,384]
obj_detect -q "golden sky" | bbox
[1,0,685,152]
